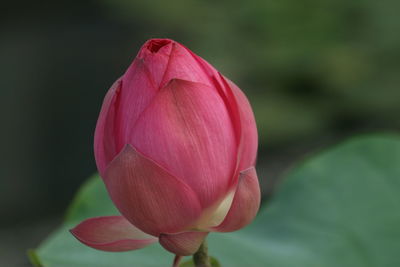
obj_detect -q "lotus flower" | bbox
[71,39,260,257]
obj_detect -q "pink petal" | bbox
[70,216,157,252]
[212,167,261,232]
[137,39,213,89]
[95,39,225,176]
[103,145,202,236]
[117,59,159,152]
[94,58,160,176]
[181,47,242,144]
[179,47,253,177]
[228,80,258,171]
[159,232,209,256]
[180,52,257,177]
[137,39,174,87]
[94,79,122,176]
[156,42,212,88]
[129,79,237,208]
[180,43,223,89]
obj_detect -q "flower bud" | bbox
[71,39,260,256]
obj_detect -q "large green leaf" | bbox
[30,135,400,267]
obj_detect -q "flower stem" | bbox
[173,255,183,267]
[193,240,211,267]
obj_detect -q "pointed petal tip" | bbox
[70,216,157,252]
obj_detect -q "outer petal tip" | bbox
[212,167,261,232]
[70,216,157,252]
[159,231,209,256]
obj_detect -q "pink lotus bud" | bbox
[71,39,260,256]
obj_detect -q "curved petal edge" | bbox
[94,79,122,176]
[212,167,261,232]
[159,231,209,256]
[227,79,258,172]
[70,216,157,252]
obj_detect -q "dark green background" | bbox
[0,0,399,266]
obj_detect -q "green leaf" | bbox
[30,134,400,267]
[180,256,221,267]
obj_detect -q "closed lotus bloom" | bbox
[71,39,260,257]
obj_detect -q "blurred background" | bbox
[1,0,399,266]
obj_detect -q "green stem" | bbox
[193,240,211,267]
